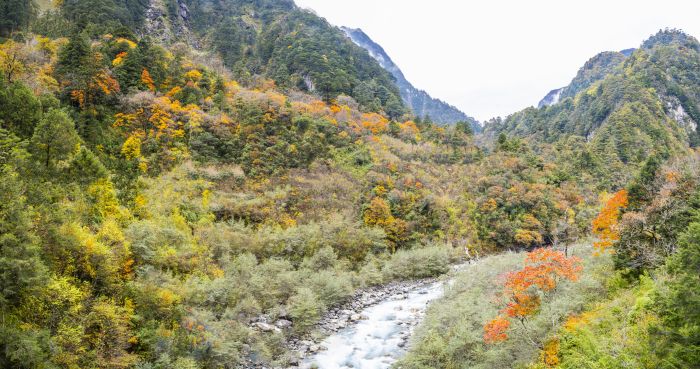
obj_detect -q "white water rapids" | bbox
[301,281,445,369]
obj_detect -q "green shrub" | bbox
[287,287,324,333]
[307,270,354,307]
[359,255,385,286]
[382,244,451,280]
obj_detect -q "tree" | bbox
[0,77,42,138]
[627,153,665,210]
[455,120,474,136]
[0,0,37,36]
[0,40,27,83]
[287,287,323,333]
[0,165,47,308]
[56,32,119,109]
[67,145,108,186]
[363,197,408,252]
[140,68,155,91]
[30,109,80,169]
[384,94,405,120]
[591,190,628,253]
[484,248,582,347]
[652,219,700,367]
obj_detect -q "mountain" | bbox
[0,2,487,367]
[46,0,409,119]
[559,51,628,99]
[341,26,481,131]
[489,29,700,186]
[538,50,628,108]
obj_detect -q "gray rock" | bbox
[254,322,275,332]
[275,319,292,329]
[287,355,300,366]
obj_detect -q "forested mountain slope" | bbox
[342,26,481,130]
[29,0,410,119]
[487,29,700,186]
[538,50,628,108]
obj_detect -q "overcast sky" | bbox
[294,0,700,121]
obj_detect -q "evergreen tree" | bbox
[0,0,37,37]
[55,31,92,83]
[653,218,700,366]
[29,109,80,170]
[0,77,42,138]
[0,165,47,307]
[456,120,474,136]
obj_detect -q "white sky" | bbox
[294,0,700,121]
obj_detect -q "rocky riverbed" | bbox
[299,280,444,368]
[243,262,469,368]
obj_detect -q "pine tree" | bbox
[0,0,37,37]
[0,165,47,307]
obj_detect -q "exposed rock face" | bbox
[142,0,199,48]
[538,87,564,108]
[665,95,698,132]
[341,27,481,131]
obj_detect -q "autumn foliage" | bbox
[592,190,628,253]
[484,248,583,344]
[483,315,511,343]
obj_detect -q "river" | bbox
[300,280,445,369]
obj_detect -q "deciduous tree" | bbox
[484,248,582,347]
[592,190,628,253]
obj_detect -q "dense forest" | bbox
[0,0,698,368]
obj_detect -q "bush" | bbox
[306,270,354,307]
[358,256,384,286]
[287,287,324,333]
[382,244,451,280]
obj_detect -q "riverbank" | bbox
[299,279,444,368]
[295,262,469,368]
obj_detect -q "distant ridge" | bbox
[341,27,481,131]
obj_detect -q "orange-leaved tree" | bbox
[591,189,628,254]
[483,248,582,346]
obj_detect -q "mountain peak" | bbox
[342,26,480,130]
[642,28,700,50]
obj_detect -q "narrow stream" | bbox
[301,281,445,369]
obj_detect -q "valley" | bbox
[0,1,699,368]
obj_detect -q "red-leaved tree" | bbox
[483,248,583,346]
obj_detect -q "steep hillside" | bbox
[560,51,628,99]
[0,3,605,366]
[342,26,481,130]
[33,0,410,119]
[538,87,564,108]
[489,29,699,186]
[177,0,410,118]
[538,51,629,108]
